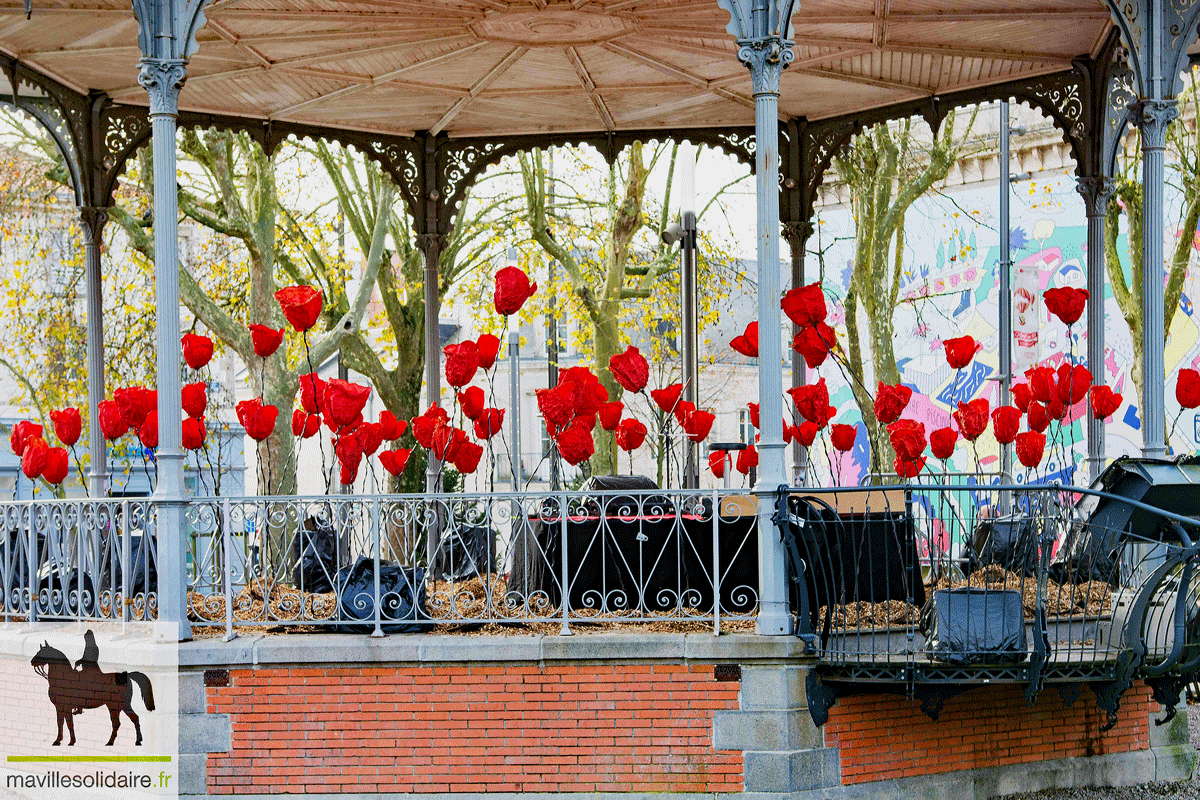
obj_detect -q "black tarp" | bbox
[430,524,495,581]
[297,519,338,593]
[967,515,1038,577]
[928,587,1027,664]
[334,556,425,633]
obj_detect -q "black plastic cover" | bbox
[297,519,338,593]
[929,587,1027,665]
[335,556,426,633]
[431,524,495,580]
[967,515,1037,577]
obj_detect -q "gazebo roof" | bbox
[1,0,1113,139]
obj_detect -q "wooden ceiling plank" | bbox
[234,26,467,46]
[795,65,927,93]
[796,9,1111,24]
[791,33,1071,64]
[873,0,889,48]
[430,45,527,134]
[205,18,272,69]
[273,33,475,70]
[601,42,707,89]
[566,45,614,130]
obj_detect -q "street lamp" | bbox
[663,144,700,487]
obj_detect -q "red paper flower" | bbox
[536,385,575,430]
[49,408,80,447]
[183,417,207,450]
[275,285,323,332]
[781,282,827,328]
[559,366,608,417]
[556,425,594,466]
[1043,286,1089,326]
[789,378,831,427]
[830,423,856,452]
[325,379,371,429]
[291,409,320,439]
[412,406,448,449]
[299,373,326,415]
[115,386,155,429]
[9,420,42,456]
[379,448,412,476]
[953,398,990,442]
[378,410,406,440]
[97,401,127,441]
[249,324,285,358]
[457,386,485,421]
[1012,383,1032,413]
[792,322,835,369]
[443,341,479,388]
[136,410,158,449]
[1027,401,1050,433]
[1046,392,1066,421]
[336,435,363,485]
[430,423,466,465]
[1090,385,1122,420]
[608,346,649,394]
[708,451,726,479]
[598,402,623,431]
[796,420,819,447]
[1056,363,1092,406]
[181,333,213,370]
[494,266,538,316]
[887,419,926,461]
[20,437,47,480]
[1026,367,1056,405]
[930,427,958,460]
[991,406,1021,445]
[41,447,68,485]
[236,398,279,442]
[651,383,684,414]
[453,440,484,474]
[477,333,501,370]
[474,408,505,440]
[943,335,980,370]
[735,445,759,475]
[894,455,926,479]
[615,418,647,451]
[1178,369,1200,409]
[746,402,760,430]
[1016,430,1046,468]
[182,382,207,420]
[873,382,912,425]
[730,322,759,358]
[355,422,385,457]
[683,409,715,443]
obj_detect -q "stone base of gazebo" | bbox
[177,633,1195,797]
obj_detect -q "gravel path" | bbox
[995,705,1200,799]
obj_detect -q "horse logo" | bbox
[30,630,155,746]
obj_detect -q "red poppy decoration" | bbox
[943,335,980,370]
[412,406,448,449]
[275,285,323,332]
[494,266,538,316]
[615,418,647,452]
[991,406,1021,445]
[953,398,990,442]
[781,282,827,328]
[1015,430,1046,468]
[598,401,623,431]
[249,324,285,358]
[730,322,759,358]
[887,419,926,461]
[336,435,363,485]
[682,409,715,443]
[873,382,912,425]
[236,398,279,442]
[138,411,158,449]
[1178,369,1200,409]
[355,422,385,457]
[651,383,684,415]
[430,423,467,463]
[474,408,505,440]
[796,420,819,447]
[1012,383,1033,414]
[789,378,832,427]
[183,417,207,450]
[379,448,412,476]
[1090,385,1123,420]
[291,409,320,439]
[893,455,926,479]
[181,333,213,370]
[41,447,68,484]
[556,425,594,466]
[792,322,835,369]
[1056,363,1092,406]
[50,408,81,448]
[299,373,326,415]
[746,402,760,430]
[378,410,407,440]
[708,451,726,479]
[735,445,759,475]
[454,440,484,474]
[930,427,958,461]
[1027,401,1050,433]
[830,423,856,452]
[1046,392,1067,422]
[536,385,575,430]
[443,341,480,388]
[457,386,485,421]
[325,379,371,430]
[97,401,127,441]
[115,386,155,429]
[1043,286,1089,326]
[477,333,501,371]
[1026,367,1056,405]
[559,366,608,417]
[608,346,650,394]
[9,420,43,456]
[20,437,47,480]
[182,382,207,420]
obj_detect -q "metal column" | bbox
[81,207,108,498]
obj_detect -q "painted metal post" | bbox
[784,222,811,485]
[998,103,1013,491]
[132,0,209,642]
[509,331,521,489]
[719,0,797,635]
[1078,177,1114,481]
[679,144,699,488]
[81,208,108,498]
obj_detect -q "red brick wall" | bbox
[824,683,1152,785]
[205,663,743,794]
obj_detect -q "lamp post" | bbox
[718,0,797,635]
[663,144,700,488]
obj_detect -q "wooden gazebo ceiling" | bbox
[0,0,1112,138]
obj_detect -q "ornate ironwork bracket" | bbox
[1147,674,1192,726]
[1056,683,1082,708]
[805,671,839,727]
